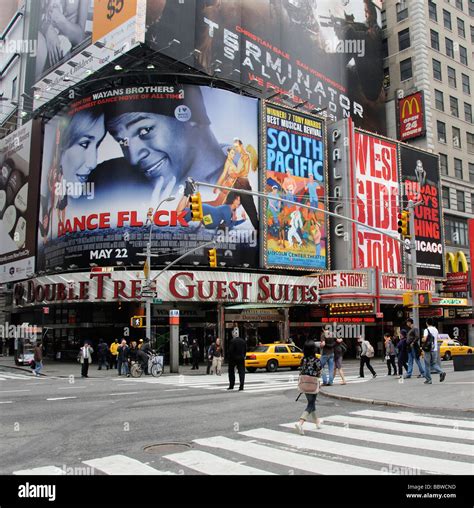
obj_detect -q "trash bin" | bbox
[453,355,474,371]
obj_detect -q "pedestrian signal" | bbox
[417,291,432,307]
[402,292,413,306]
[397,210,410,237]
[190,193,203,221]
[208,248,217,268]
[131,316,145,328]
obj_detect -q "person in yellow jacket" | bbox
[109,339,119,369]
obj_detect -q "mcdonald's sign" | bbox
[398,91,425,141]
[444,251,470,293]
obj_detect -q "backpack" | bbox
[422,329,435,352]
[365,341,375,358]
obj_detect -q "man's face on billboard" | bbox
[107,112,195,181]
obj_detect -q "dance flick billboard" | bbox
[262,102,327,270]
[399,145,443,278]
[146,0,386,134]
[37,85,259,272]
[352,130,401,273]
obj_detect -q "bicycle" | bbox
[129,360,143,378]
[149,354,164,377]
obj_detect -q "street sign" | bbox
[152,298,162,304]
[169,309,180,325]
[140,290,156,299]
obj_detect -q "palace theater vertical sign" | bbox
[352,131,401,273]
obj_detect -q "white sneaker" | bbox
[294,422,304,435]
[315,419,322,429]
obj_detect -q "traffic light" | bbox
[190,192,203,221]
[402,292,414,306]
[417,291,432,307]
[208,248,217,268]
[397,210,410,237]
[130,316,146,328]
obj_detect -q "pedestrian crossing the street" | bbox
[11,409,474,476]
[113,371,371,393]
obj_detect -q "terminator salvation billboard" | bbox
[352,130,401,274]
[37,85,259,271]
[0,121,41,283]
[263,102,327,270]
[146,0,386,134]
[399,145,443,278]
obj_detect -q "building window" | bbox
[400,58,413,80]
[448,66,457,88]
[398,28,410,50]
[453,126,461,148]
[381,9,387,29]
[383,67,390,89]
[443,9,452,29]
[440,153,448,175]
[459,46,468,65]
[470,0,474,16]
[450,96,459,117]
[437,121,447,143]
[435,89,444,110]
[469,162,474,183]
[455,0,463,9]
[467,132,474,154]
[445,216,468,246]
[458,18,466,37]
[396,2,409,21]
[445,37,454,58]
[471,25,474,43]
[454,158,463,178]
[429,1,438,21]
[433,59,442,80]
[11,77,17,100]
[382,38,388,58]
[462,73,470,94]
[431,29,440,50]
[465,102,473,123]
[442,187,451,209]
[457,190,465,212]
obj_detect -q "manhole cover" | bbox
[144,443,192,454]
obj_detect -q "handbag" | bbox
[298,374,320,394]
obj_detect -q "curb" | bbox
[319,388,474,413]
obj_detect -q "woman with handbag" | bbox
[295,340,322,435]
[334,338,347,385]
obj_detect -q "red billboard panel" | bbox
[352,131,401,273]
[398,91,425,141]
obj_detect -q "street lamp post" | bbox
[143,196,176,345]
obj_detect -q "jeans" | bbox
[81,359,89,377]
[424,351,444,382]
[34,360,43,376]
[386,355,397,375]
[304,393,317,413]
[359,356,376,377]
[228,358,245,389]
[121,361,129,376]
[98,355,109,370]
[320,354,334,385]
[406,349,425,377]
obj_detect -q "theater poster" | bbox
[263,102,327,270]
[399,145,444,278]
[352,130,401,273]
[37,84,259,272]
[146,0,386,134]
[0,121,41,283]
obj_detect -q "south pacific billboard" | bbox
[146,0,386,134]
[263,102,327,270]
[352,129,401,274]
[0,121,41,283]
[37,84,259,271]
[399,144,443,278]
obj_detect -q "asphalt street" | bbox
[0,361,472,477]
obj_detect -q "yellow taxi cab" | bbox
[437,335,473,361]
[245,342,320,373]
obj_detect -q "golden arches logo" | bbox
[401,96,421,118]
[445,251,468,273]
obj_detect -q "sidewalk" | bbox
[320,359,474,413]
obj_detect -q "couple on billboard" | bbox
[38,85,259,262]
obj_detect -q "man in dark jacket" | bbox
[404,318,426,379]
[138,338,153,375]
[227,330,247,391]
[320,325,336,386]
[97,339,109,370]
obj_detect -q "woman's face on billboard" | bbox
[107,112,195,182]
[61,115,105,188]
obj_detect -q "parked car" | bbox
[245,343,320,373]
[437,334,473,361]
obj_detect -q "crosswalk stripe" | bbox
[13,466,65,475]
[353,410,474,429]
[324,415,474,441]
[82,455,175,475]
[280,423,474,457]
[241,428,472,475]
[194,436,384,475]
[164,450,275,475]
